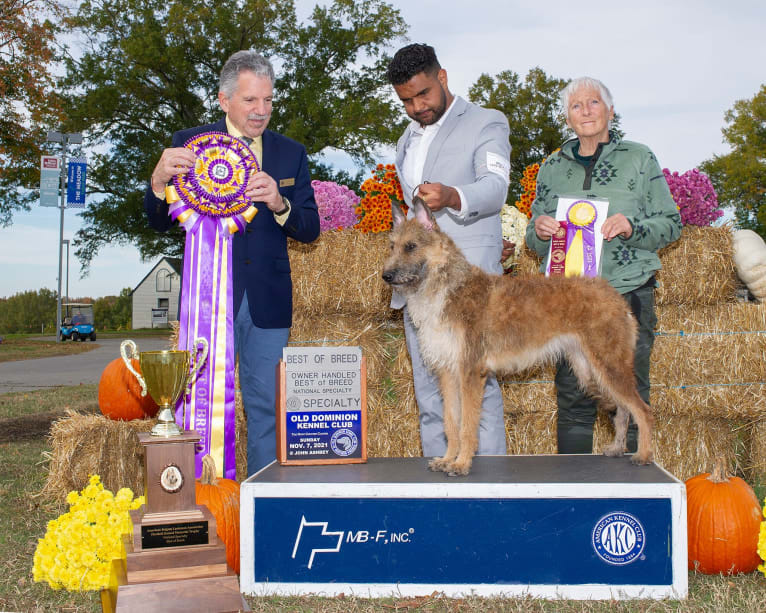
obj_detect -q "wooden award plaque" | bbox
[276,346,367,466]
[101,431,249,613]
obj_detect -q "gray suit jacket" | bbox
[393,96,511,308]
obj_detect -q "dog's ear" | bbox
[391,202,407,228]
[411,196,436,231]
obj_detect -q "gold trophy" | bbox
[120,338,208,437]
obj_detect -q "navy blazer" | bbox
[144,119,320,328]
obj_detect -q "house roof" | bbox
[131,256,183,294]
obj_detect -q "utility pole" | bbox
[46,131,82,342]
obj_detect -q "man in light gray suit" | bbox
[387,43,512,457]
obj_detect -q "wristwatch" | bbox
[275,197,290,216]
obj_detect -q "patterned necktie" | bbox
[240,136,253,147]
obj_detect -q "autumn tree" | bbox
[0,0,66,225]
[701,85,766,239]
[59,0,407,269]
[0,289,58,333]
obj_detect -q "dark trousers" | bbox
[555,283,657,454]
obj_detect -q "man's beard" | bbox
[414,86,447,126]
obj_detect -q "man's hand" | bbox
[150,147,197,193]
[245,170,284,212]
[417,182,461,212]
[602,213,633,241]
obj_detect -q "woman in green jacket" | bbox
[525,76,682,455]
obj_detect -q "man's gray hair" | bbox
[560,77,614,117]
[219,50,275,98]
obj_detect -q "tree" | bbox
[0,0,66,225]
[0,289,57,333]
[92,288,132,329]
[701,85,766,239]
[469,67,570,202]
[60,0,407,270]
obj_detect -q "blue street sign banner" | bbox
[66,157,87,208]
[40,156,60,207]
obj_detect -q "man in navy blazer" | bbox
[144,50,319,476]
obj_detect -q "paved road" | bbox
[0,336,173,394]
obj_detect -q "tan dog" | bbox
[382,198,654,476]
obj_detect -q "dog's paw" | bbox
[602,444,625,458]
[446,460,472,477]
[630,452,654,466]
[428,457,450,473]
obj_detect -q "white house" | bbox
[131,257,182,329]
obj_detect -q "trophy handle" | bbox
[120,339,147,397]
[186,337,209,392]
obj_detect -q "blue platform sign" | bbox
[66,157,87,207]
[241,457,688,600]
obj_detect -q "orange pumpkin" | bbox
[98,357,159,420]
[196,455,240,573]
[686,458,762,574]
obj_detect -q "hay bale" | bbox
[651,384,766,420]
[656,225,737,305]
[500,379,557,414]
[41,411,153,504]
[593,412,741,481]
[651,332,766,387]
[289,231,392,318]
[657,301,766,334]
[367,387,421,458]
[744,419,766,490]
[505,409,558,455]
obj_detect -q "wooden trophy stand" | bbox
[102,431,249,613]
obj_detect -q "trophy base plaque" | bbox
[102,431,248,613]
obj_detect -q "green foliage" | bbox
[0,289,57,334]
[0,0,66,226]
[469,67,570,201]
[701,84,766,239]
[92,288,132,329]
[60,0,407,269]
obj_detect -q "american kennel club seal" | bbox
[592,512,646,565]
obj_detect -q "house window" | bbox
[156,268,172,292]
[158,298,169,309]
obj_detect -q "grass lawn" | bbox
[0,338,97,363]
[1,385,765,611]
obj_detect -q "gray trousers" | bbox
[403,308,508,457]
[555,284,657,454]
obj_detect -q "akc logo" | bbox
[592,512,645,565]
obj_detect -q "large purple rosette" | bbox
[165,131,259,479]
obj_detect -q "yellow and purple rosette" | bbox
[564,199,599,277]
[167,132,259,480]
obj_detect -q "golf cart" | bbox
[60,303,96,342]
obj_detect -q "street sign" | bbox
[40,155,60,207]
[66,157,87,208]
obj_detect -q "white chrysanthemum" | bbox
[499,204,529,269]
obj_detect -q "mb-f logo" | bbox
[291,515,414,569]
[592,512,646,565]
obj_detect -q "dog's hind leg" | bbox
[448,368,487,477]
[428,371,461,473]
[603,406,629,457]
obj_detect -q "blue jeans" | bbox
[234,294,290,477]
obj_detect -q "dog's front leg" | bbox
[447,369,486,476]
[428,370,461,474]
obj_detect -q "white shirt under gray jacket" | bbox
[393,95,511,456]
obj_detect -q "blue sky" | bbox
[1,0,762,298]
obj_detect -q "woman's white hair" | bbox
[560,77,614,118]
